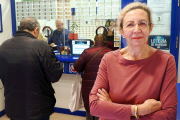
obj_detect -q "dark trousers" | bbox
[86,112,99,120]
[11,116,50,120]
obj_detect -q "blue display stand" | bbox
[56,54,79,74]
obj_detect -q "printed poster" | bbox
[147,0,171,12]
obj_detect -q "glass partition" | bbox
[15,0,122,54]
[15,0,174,54]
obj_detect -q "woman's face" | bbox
[120,9,153,48]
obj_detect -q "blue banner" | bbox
[121,37,128,48]
[148,35,170,50]
[134,0,147,3]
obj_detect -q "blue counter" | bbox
[56,54,79,74]
[56,54,79,62]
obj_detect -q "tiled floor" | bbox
[0,113,86,120]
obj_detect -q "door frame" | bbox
[170,0,179,69]
[177,1,180,82]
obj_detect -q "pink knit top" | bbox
[89,49,177,120]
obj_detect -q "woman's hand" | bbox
[97,88,112,102]
[139,99,162,116]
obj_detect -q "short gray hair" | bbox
[117,2,152,31]
[19,17,40,31]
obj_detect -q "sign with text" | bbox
[148,35,170,50]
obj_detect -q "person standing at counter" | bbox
[89,2,177,120]
[0,17,63,120]
[103,19,119,50]
[71,34,112,120]
[48,19,71,49]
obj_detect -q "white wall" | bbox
[0,0,12,112]
[52,74,85,111]
[0,0,12,45]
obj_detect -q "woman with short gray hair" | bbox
[89,2,177,120]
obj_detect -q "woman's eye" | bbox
[139,22,146,26]
[127,23,134,27]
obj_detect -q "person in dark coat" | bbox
[71,34,112,120]
[103,19,119,50]
[0,17,63,120]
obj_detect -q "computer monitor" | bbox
[71,39,91,55]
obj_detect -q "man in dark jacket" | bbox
[0,17,63,120]
[71,34,112,120]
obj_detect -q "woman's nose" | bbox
[133,24,141,32]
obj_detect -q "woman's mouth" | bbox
[132,37,143,39]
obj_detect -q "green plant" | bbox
[70,21,78,33]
